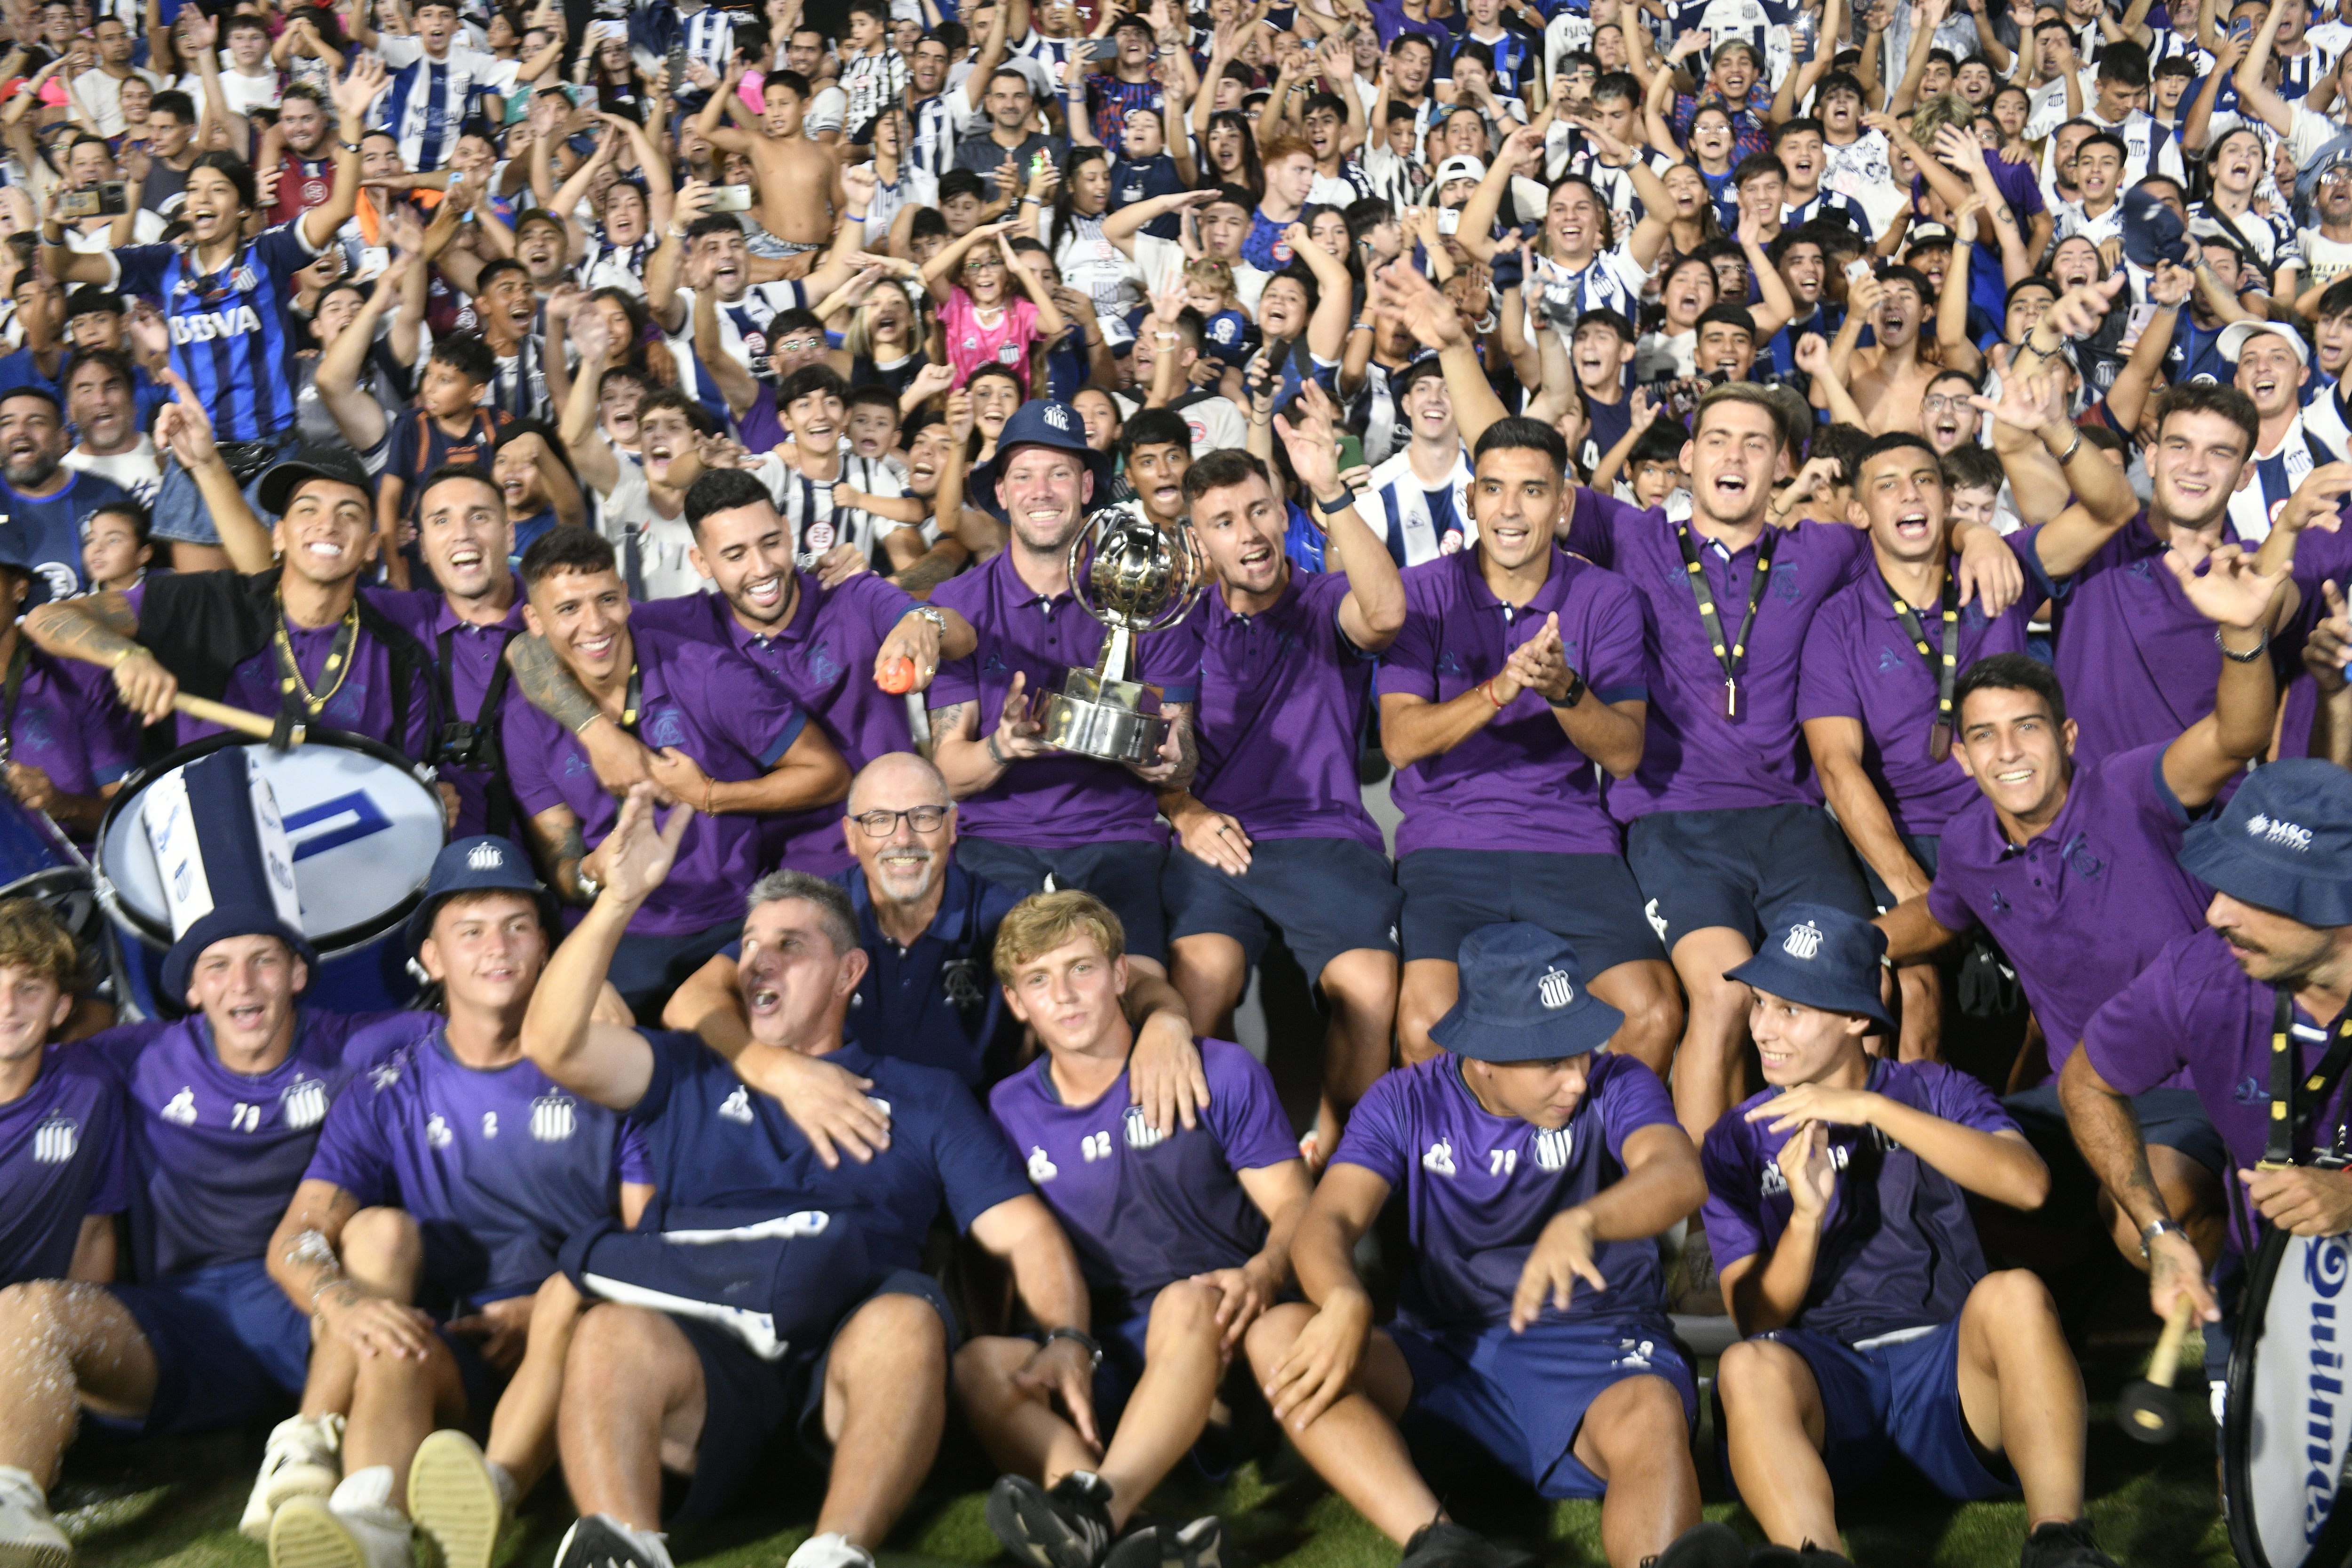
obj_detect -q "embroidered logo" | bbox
[281,1079,328,1130]
[1421,1138,1457,1176]
[531,1092,577,1142]
[2237,1074,2273,1105]
[427,1113,453,1150]
[1761,1162,1788,1196]
[1533,1126,1573,1170]
[1027,1145,1060,1182]
[1042,404,1072,432]
[1613,1337,1656,1369]
[1782,920,1825,960]
[941,958,986,1011]
[2246,812,2315,852]
[1123,1103,1165,1150]
[1538,968,1576,1010]
[31,1112,77,1165]
[467,842,504,871]
[1645,899,1669,942]
[161,1087,197,1126]
[719,1086,755,1124]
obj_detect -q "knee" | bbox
[339,1207,423,1276]
[836,1293,949,1381]
[564,1302,664,1385]
[1966,1269,2057,1326]
[1716,1339,1804,1413]
[0,1278,79,1338]
[1594,1377,1692,1460]
[950,1337,1023,1404]
[1242,1301,1311,1375]
[1144,1280,1221,1350]
[1321,952,1400,1017]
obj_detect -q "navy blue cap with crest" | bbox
[2122,183,2193,273]
[2178,759,2352,928]
[970,398,1114,506]
[405,836,560,956]
[1726,903,1894,1031]
[1428,923,1624,1062]
[155,748,319,1001]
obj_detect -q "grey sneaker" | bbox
[1102,1515,1228,1568]
[987,1473,1117,1568]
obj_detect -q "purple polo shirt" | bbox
[1796,551,2039,837]
[1700,1059,2017,1344]
[1332,1050,1678,1329]
[369,589,529,840]
[1563,489,1868,821]
[632,574,919,876]
[1925,742,2209,1082]
[928,545,1199,848]
[2082,925,2348,1251]
[1175,569,1381,850]
[8,646,138,819]
[1378,547,1649,859]
[503,629,808,937]
[0,1046,131,1287]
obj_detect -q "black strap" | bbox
[1674,519,1779,718]
[434,624,521,836]
[1882,568,1963,763]
[2266,987,2352,1168]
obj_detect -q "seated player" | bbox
[957,891,1311,1568]
[518,788,1098,1568]
[0,898,127,1291]
[1242,924,1708,1568]
[501,528,850,1017]
[250,838,651,1568]
[1704,906,2119,1568]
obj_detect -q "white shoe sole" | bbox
[241,1458,340,1542]
[0,1536,73,1568]
[408,1430,503,1568]
[268,1498,368,1568]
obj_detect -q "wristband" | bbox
[1313,488,1357,516]
[985,732,1009,766]
[1547,667,1587,709]
[1480,678,1503,709]
[2138,1217,2186,1258]
[2217,625,2270,663]
[843,208,869,220]
[1041,1326,1104,1368]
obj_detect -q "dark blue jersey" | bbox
[111,222,325,445]
[0,1048,131,1285]
[0,469,132,600]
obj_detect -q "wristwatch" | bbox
[1547,667,1587,709]
[1041,1326,1104,1369]
[913,605,948,638]
[574,867,603,902]
[2138,1217,2186,1258]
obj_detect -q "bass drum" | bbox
[95,732,446,1016]
[2225,1224,2352,1568]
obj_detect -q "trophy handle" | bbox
[1135,522,1208,636]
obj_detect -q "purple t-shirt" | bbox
[928,545,1200,848]
[0,1046,131,1286]
[302,1013,649,1307]
[1796,550,2039,838]
[1564,490,1868,821]
[632,574,919,876]
[366,589,529,840]
[503,629,808,937]
[8,646,139,821]
[1700,1059,2016,1344]
[1378,547,1649,858]
[87,1008,402,1278]
[989,1036,1297,1315]
[1332,1050,1678,1329]
[1926,742,2209,1081]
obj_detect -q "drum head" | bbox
[95,732,445,954]
[2226,1226,2352,1568]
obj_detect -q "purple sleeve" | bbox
[300,1087,395,1208]
[2124,742,2193,831]
[615,1120,654,1186]
[1580,569,1648,704]
[1377,573,1440,701]
[1198,1040,1303,1172]
[742,685,809,770]
[63,658,138,784]
[2080,961,2192,1098]
[1139,617,1203,704]
[1795,596,1861,724]
[1925,861,1977,933]
[925,575,983,710]
[1327,1070,1411,1187]
[1920,1061,2021,1136]
[83,1070,131,1216]
[501,698,567,817]
[1698,1114,1765,1270]
[848,573,919,644]
[1595,1053,1678,1165]
[1564,486,1640,567]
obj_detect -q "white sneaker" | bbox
[0,1467,72,1568]
[265,1496,410,1568]
[786,1533,878,1568]
[407,1430,505,1568]
[240,1413,344,1541]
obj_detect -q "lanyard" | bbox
[273,591,361,718]
[615,662,643,734]
[1674,520,1778,718]
[2264,988,2352,1170]
[1882,569,1962,762]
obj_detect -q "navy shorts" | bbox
[668,1268,955,1530]
[1757,1322,2016,1502]
[1397,849,1666,974]
[957,837,1169,965]
[1625,804,1874,952]
[2003,1083,2228,1175]
[1861,834,1941,915]
[610,917,745,1016]
[1163,836,1401,985]
[105,1258,311,1436]
[1391,1315,1696,1501]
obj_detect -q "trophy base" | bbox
[1040,690,1168,765]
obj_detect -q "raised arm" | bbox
[1279,382,1403,651]
[2158,532,2293,807]
[1371,257,1508,446]
[301,55,387,254]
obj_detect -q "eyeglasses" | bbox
[1922,393,1969,412]
[775,336,826,355]
[852,805,950,837]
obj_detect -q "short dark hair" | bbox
[685,212,746,245]
[429,332,497,385]
[1472,416,1567,479]
[61,347,133,398]
[1180,447,1270,508]
[2076,130,2130,166]
[84,499,151,546]
[1575,307,1636,344]
[472,257,529,296]
[2318,275,2352,320]
[938,167,987,204]
[1941,444,2005,493]
[415,462,505,516]
[635,387,719,436]
[1877,263,1933,303]
[2153,381,2259,455]
[776,364,850,412]
[1731,152,1787,189]
[1809,421,1870,487]
[0,386,62,421]
[187,149,254,208]
[1853,430,1941,481]
[1955,651,2067,732]
[1696,303,1758,339]
[1816,69,1865,103]
[2095,39,2149,85]
[149,90,197,126]
[1771,117,1824,147]
[766,68,812,99]
[1629,419,1690,469]
[517,524,618,589]
[1121,407,1191,456]
[683,467,780,532]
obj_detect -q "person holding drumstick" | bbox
[0,524,139,844]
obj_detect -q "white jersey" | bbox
[373,37,524,171]
[597,462,710,601]
[2304,227,2352,297]
[62,437,160,506]
[672,280,808,382]
[2082,106,2185,185]
[775,452,916,572]
[1820,129,1891,203]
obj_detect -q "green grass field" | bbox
[48,1315,2242,1568]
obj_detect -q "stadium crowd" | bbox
[0,0,2348,1560]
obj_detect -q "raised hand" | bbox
[2306,580,2352,694]
[580,782,693,907]
[907,361,956,406]
[1371,256,1467,352]
[840,162,878,211]
[1778,1120,1837,1218]
[2162,534,2289,633]
[1273,380,1346,496]
[334,53,389,119]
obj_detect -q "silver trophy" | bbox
[1039,503,1206,764]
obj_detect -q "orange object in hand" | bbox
[879,657,917,694]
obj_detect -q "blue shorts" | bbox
[1391,1315,1696,1501]
[150,427,303,545]
[668,1268,955,1530]
[1397,849,1666,973]
[1860,834,1941,915]
[1757,1323,2016,1502]
[1163,836,1401,985]
[2003,1083,2227,1175]
[609,917,745,1016]
[105,1258,312,1436]
[957,837,1169,965]
[1625,804,1874,952]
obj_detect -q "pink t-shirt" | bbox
[938,289,1041,394]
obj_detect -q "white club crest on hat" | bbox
[1538,967,1576,1010]
[1043,404,1071,432]
[468,842,505,872]
[1782,920,1825,961]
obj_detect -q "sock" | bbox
[329,1466,397,1516]
[486,1460,519,1518]
[787,1529,876,1568]
[0,1466,47,1508]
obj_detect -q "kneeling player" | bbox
[957,892,1311,1568]
[1705,906,2119,1568]
[1243,925,1706,1568]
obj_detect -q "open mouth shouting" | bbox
[1891,505,1935,546]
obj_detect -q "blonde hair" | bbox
[0,898,78,995]
[992,890,1126,985]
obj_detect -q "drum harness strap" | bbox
[434,626,521,836]
[1676,519,1778,720]
[2263,987,2352,1171]
[1881,569,1961,764]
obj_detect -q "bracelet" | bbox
[2051,430,2082,465]
[571,709,606,737]
[1480,677,1504,709]
[703,775,716,814]
[1042,1326,1104,1368]
[2217,625,2271,663]
[1313,488,1356,515]
[985,732,1009,766]
[843,208,869,220]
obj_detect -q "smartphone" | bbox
[1335,433,1365,473]
[57,180,128,219]
[666,41,687,91]
[707,183,755,212]
[1338,20,1359,39]
[1843,256,1872,283]
[1080,37,1121,59]
[2229,14,2255,39]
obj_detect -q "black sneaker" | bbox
[1640,1522,1748,1568]
[2019,1519,2121,1568]
[1398,1520,1539,1568]
[1102,1516,1228,1568]
[987,1473,1117,1568]
[553,1514,672,1568]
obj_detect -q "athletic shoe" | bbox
[407,1430,504,1568]
[265,1497,410,1568]
[0,1467,71,1568]
[1640,1521,1747,1568]
[554,1514,675,1568]
[239,1413,344,1540]
[1397,1520,1538,1568]
[2018,1519,2121,1568]
[785,1532,879,1568]
[1748,1550,1852,1568]
[1102,1515,1228,1568]
[987,1472,1117,1568]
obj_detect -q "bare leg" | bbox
[1584,959,1684,1083]
[1317,947,1398,1146]
[1954,1270,2086,1530]
[342,1335,467,1512]
[954,1337,1103,1488]
[1168,934,1249,1044]
[1240,1305,1435,1545]
[2099,1146,2226,1271]
[557,1304,705,1530]
[0,1281,157,1486]
[1665,927,1757,1143]
[485,1274,587,1496]
[1395,960,1457,1068]
[1569,1375,1700,1568]
[1092,1283,1224,1528]
[815,1292,950,1545]
[1715,1338,1837,1550]
[1894,963,1943,1064]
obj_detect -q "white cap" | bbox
[2219,318,2311,367]
[1429,155,1487,191]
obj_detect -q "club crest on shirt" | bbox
[162,1086,198,1126]
[644,708,689,750]
[1027,1145,1060,1182]
[31,1112,78,1165]
[941,958,986,1011]
[427,1113,453,1150]
[1532,1126,1573,1171]
[282,1078,329,1130]
[1421,1138,1457,1176]
[531,1091,578,1142]
[719,1086,755,1125]
[1122,1103,1166,1150]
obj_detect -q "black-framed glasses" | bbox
[852,805,949,837]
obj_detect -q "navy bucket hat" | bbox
[970,398,1114,505]
[1429,923,1624,1062]
[405,836,562,955]
[2178,760,2352,928]
[1726,903,1894,1032]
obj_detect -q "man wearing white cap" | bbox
[2224,317,2343,542]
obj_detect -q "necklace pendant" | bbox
[1929,720,1953,764]
[1724,677,1740,719]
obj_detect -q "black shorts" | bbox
[956,837,1169,965]
[1162,836,1401,986]
[1625,804,1874,953]
[667,1268,957,1531]
[1860,834,1942,915]
[1396,849,1667,975]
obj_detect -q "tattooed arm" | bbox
[524,802,595,904]
[25,592,179,726]
[505,632,661,798]
[890,537,972,600]
[266,1178,437,1358]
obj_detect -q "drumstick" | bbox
[171,694,293,744]
[2116,1294,2197,1445]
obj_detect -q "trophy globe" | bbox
[1039,502,1206,764]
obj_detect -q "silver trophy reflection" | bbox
[1039,503,1206,764]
